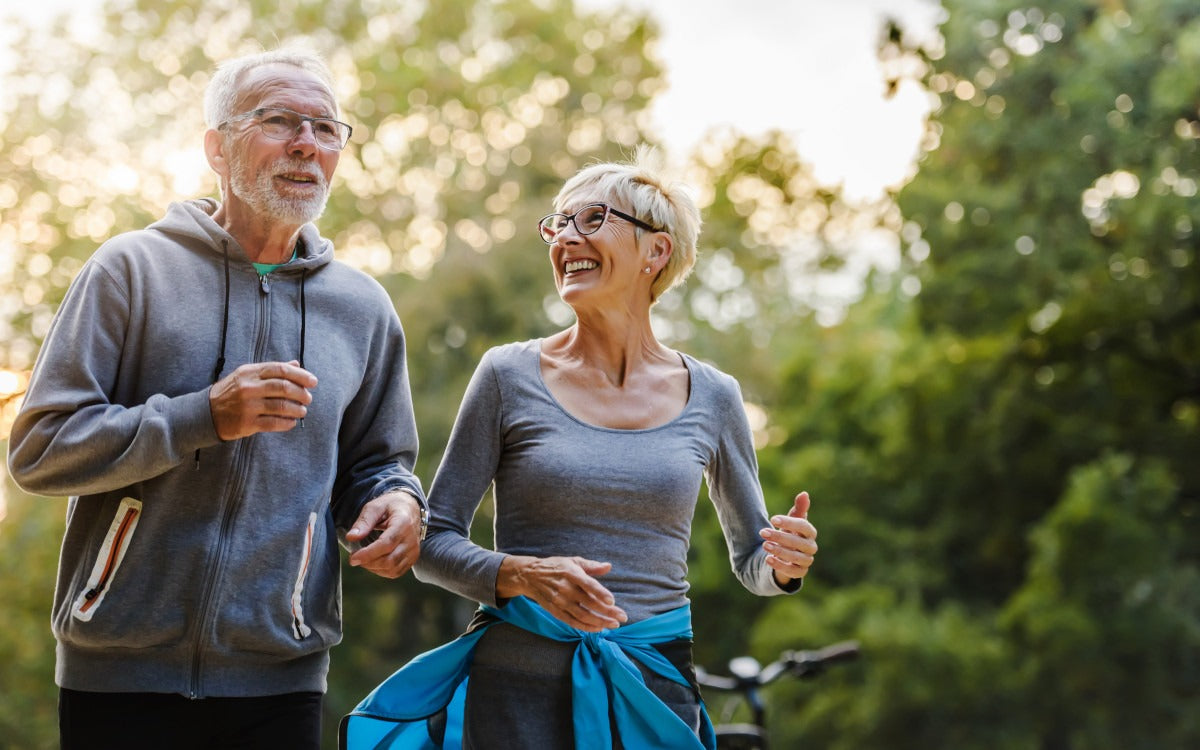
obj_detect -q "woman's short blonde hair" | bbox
[553,147,701,302]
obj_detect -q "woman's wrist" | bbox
[496,554,530,599]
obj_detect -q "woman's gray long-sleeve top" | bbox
[415,340,797,624]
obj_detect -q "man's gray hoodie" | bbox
[7,199,424,698]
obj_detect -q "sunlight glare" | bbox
[104,164,141,194]
[165,148,209,196]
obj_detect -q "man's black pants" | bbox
[59,687,323,750]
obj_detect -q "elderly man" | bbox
[7,47,426,749]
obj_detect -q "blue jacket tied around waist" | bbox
[341,596,717,749]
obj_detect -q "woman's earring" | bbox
[643,266,652,274]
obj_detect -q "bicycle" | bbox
[695,641,861,750]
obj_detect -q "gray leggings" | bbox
[462,622,702,749]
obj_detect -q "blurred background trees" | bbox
[748,1,1200,747]
[2,0,1197,748]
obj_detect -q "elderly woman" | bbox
[342,150,818,750]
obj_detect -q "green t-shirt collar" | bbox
[252,246,299,276]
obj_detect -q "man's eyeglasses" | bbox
[219,107,353,152]
[538,203,665,244]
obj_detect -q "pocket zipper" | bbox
[290,512,317,639]
[73,498,143,622]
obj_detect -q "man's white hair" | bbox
[203,46,338,129]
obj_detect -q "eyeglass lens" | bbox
[258,110,349,150]
[538,205,609,242]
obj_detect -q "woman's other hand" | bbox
[760,491,818,587]
[497,554,628,632]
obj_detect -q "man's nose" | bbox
[287,121,319,155]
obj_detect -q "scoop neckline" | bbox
[531,338,695,434]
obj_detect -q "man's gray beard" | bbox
[229,156,330,225]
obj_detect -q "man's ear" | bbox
[204,129,230,180]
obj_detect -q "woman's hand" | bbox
[760,491,818,587]
[497,554,628,632]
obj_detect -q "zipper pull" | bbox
[260,273,270,294]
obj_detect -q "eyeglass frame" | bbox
[218,107,354,151]
[537,202,666,244]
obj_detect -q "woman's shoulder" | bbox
[476,339,541,378]
[680,351,740,390]
[678,352,749,415]
[482,338,539,362]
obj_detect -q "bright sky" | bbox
[582,0,944,200]
[2,0,942,201]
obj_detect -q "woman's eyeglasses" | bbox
[537,203,664,244]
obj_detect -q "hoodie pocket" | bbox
[290,512,318,639]
[72,497,142,622]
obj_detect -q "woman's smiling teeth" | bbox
[564,259,598,274]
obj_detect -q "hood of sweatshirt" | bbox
[146,198,336,273]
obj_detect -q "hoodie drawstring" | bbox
[299,268,307,371]
[298,268,307,428]
[213,241,232,383]
[196,241,232,469]
[193,243,309,465]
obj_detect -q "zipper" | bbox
[72,498,142,621]
[187,435,252,698]
[187,276,275,698]
[78,507,138,611]
[290,512,318,639]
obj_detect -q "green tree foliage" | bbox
[1004,454,1200,748]
[0,480,63,750]
[744,1,1200,747]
